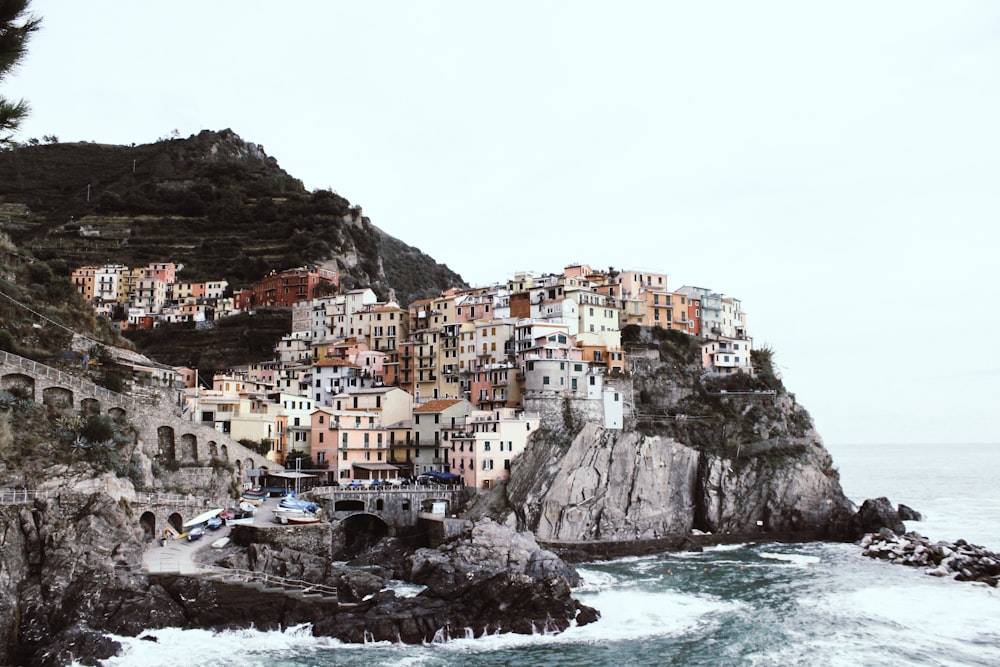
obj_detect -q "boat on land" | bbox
[278,491,319,513]
[181,508,224,537]
[210,536,230,549]
[220,507,255,526]
[206,516,224,530]
[272,505,322,525]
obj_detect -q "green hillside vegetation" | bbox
[0,232,125,359]
[122,308,292,373]
[0,129,465,304]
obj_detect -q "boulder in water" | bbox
[853,497,905,536]
[897,504,923,521]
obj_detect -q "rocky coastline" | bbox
[0,330,926,666]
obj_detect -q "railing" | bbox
[134,492,226,507]
[0,349,145,411]
[310,484,459,495]
[0,488,56,504]
[203,567,338,600]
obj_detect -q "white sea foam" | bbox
[383,579,426,597]
[759,551,821,567]
[701,542,750,553]
[98,624,351,667]
[575,566,621,591]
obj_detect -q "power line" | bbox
[0,286,108,351]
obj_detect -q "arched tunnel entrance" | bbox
[341,513,389,557]
[139,511,156,543]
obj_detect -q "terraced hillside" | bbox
[0,129,465,304]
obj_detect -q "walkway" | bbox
[140,498,338,601]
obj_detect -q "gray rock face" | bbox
[506,421,855,543]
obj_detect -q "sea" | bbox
[97,442,1000,667]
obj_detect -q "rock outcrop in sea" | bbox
[861,529,1000,587]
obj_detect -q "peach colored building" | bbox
[444,408,540,489]
[311,387,413,482]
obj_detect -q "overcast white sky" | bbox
[7,1,1000,447]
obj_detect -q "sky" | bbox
[5,1,999,447]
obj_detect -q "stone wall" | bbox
[229,522,334,557]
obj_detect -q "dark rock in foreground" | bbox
[897,503,923,521]
[852,497,906,536]
[861,530,1000,587]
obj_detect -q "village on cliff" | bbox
[70,261,754,489]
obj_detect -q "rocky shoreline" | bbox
[861,529,1000,587]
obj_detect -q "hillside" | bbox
[0,129,465,305]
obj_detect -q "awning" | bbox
[263,471,318,479]
[351,463,400,471]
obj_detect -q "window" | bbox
[484,442,491,451]
[342,451,347,460]
[543,376,550,385]
[318,433,324,443]
[318,415,324,425]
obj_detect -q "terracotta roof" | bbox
[413,399,465,413]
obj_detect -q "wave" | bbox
[758,552,821,567]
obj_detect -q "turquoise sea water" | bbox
[99,442,1000,667]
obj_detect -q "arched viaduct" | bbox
[0,350,265,477]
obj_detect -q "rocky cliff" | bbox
[484,329,856,548]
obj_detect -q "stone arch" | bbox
[139,511,156,543]
[220,444,229,461]
[42,386,74,413]
[341,513,389,556]
[374,498,385,511]
[235,459,242,475]
[167,512,184,534]
[180,433,197,462]
[158,426,176,461]
[109,406,127,423]
[335,499,365,512]
[208,441,219,459]
[246,459,254,473]
[1,372,34,400]
[80,397,101,417]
